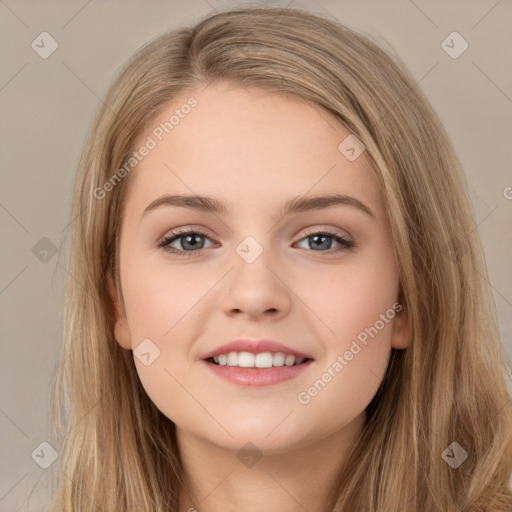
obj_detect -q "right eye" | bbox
[158,229,215,256]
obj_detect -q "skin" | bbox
[109,81,412,512]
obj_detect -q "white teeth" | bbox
[273,352,285,366]
[238,351,255,367]
[284,355,295,366]
[211,351,307,368]
[255,352,273,368]
[227,352,238,366]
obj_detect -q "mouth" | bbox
[199,339,314,386]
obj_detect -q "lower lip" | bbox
[202,359,313,386]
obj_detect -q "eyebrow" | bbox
[141,193,375,219]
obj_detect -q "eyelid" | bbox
[300,225,351,240]
[158,225,214,243]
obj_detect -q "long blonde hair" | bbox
[36,6,512,511]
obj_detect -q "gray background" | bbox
[0,0,511,510]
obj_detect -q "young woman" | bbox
[41,6,512,512]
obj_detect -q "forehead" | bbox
[126,82,383,217]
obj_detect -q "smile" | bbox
[208,351,308,368]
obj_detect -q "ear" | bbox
[107,273,132,350]
[390,300,412,350]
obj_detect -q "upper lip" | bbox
[200,339,314,360]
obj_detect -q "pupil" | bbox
[311,235,331,250]
[183,234,203,250]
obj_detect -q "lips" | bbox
[200,338,313,361]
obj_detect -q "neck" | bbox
[176,411,366,512]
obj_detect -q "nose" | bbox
[220,247,291,321]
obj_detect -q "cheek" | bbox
[121,256,210,343]
[292,256,398,426]
[119,256,218,424]
[120,259,212,427]
[294,343,390,446]
[293,251,399,346]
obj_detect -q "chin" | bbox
[211,421,309,455]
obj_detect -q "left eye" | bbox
[295,231,354,252]
[158,229,354,256]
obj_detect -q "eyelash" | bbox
[158,228,355,257]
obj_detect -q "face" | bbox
[110,81,411,455]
